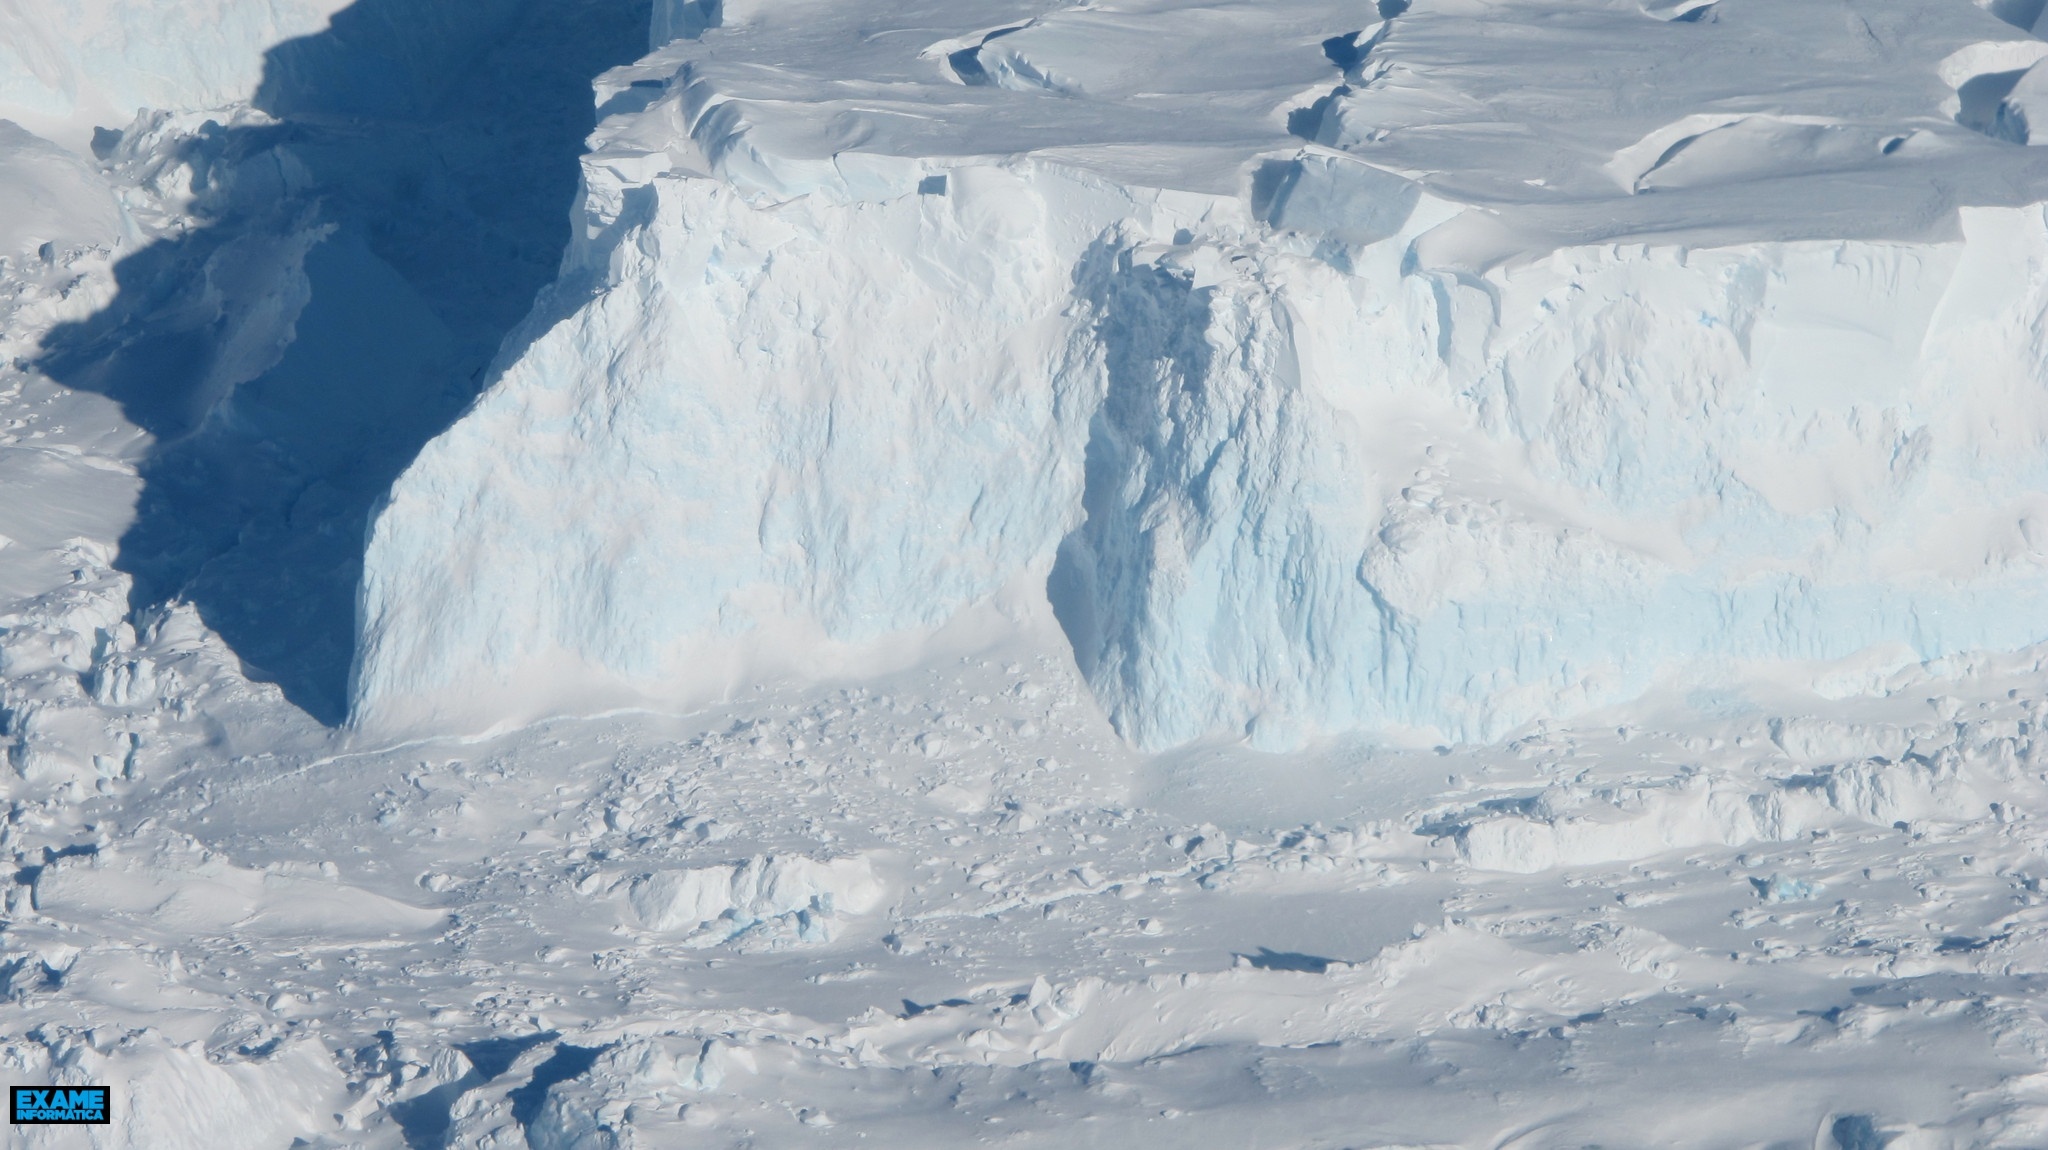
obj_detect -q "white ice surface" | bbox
[356,0,2048,754]
[0,0,351,148]
[10,0,2048,1147]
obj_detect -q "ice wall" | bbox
[1058,206,2048,747]
[352,162,1145,733]
[352,0,2048,748]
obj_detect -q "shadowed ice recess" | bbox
[34,0,652,722]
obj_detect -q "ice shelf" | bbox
[353,0,2048,749]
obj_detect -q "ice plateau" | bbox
[353,0,2048,751]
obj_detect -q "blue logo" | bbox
[10,1086,110,1124]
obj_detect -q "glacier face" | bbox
[354,165,1134,731]
[356,0,2048,748]
[1061,211,2048,748]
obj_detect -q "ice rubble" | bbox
[0,0,350,147]
[843,922,1680,1066]
[349,0,2048,751]
[623,852,887,947]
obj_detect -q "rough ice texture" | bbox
[355,0,2048,749]
[1062,209,2048,748]
[0,0,350,145]
[353,165,1134,734]
[625,853,887,947]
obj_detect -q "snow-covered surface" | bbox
[10,0,2048,1147]
[0,0,350,148]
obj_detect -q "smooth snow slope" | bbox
[359,0,2048,750]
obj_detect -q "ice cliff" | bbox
[354,0,2048,749]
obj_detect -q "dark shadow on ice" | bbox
[1236,947,1336,974]
[1956,68,2031,135]
[35,0,651,722]
[389,1030,559,1150]
[900,996,974,1018]
[1828,1114,1891,1150]
[507,1042,604,1129]
[1983,0,2048,32]
[1048,251,1218,723]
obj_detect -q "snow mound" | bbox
[4,1028,345,1150]
[0,121,121,261]
[1449,754,1989,874]
[845,923,1675,1066]
[33,842,445,940]
[1445,711,2022,873]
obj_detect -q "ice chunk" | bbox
[1249,152,1420,246]
[1753,874,1824,902]
[353,0,2048,752]
[626,854,887,947]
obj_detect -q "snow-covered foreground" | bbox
[10,0,2048,1146]
[19,570,2048,1146]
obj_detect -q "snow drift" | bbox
[354,0,2048,749]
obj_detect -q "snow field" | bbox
[0,0,350,147]
[18,649,2048,1145]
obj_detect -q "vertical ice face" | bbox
[1055,213,2048,749]
[351,164,1144,734]
[1050,237,1394,751]
[353,0,2048,748]
[650,0,723,47]
[353,161,2048,747]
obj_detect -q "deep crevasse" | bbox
[352,0,2048,749]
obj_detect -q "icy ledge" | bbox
[352,17,2048,750]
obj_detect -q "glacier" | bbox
[355,0,2048,749]
[24,2,2048,1147]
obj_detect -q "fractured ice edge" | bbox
[355,0,2048,750]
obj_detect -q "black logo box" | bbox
[10,1086,111,1125]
